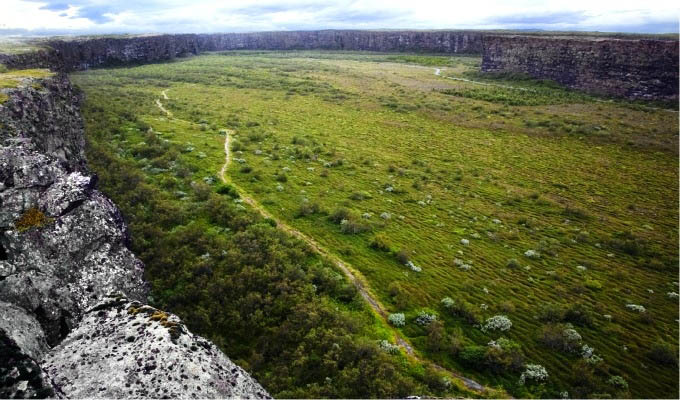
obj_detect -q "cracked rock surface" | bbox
[43,295,270,399]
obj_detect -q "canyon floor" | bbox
[71,51,679,398]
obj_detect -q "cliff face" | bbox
[0,31,484,71]
[481,35,679,100]
[0,75,269,399]
[198,30,484,53]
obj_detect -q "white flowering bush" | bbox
[379,340,400,355]
[380,212,391,219]
[415,311,437,326]
[460,238,470,246]
[519,364,548,385]
[482,315,512,332]
[524,249,540,258]
[441,297,455,309]
[563,328,582,343]
[626,304,646,312]
[388,313,405,327]
[406,261,422,272]
[582,344,603,364]
[667,292,679,299]
[454,258,472,271]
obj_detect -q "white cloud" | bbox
[0,0,677,34]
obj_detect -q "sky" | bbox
[0,0,678,36]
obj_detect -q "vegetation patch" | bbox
[14,207,53,232]
[72,50,678,398]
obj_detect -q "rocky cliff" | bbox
[0,31,484,71]
[0,74,269,398]
[481,35,679,101]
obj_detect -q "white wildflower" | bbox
[460,238,470,246]
[380,212,391,219]
[667,292,679,299]
[576,265,587,272]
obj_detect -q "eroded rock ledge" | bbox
[0,74,269,398]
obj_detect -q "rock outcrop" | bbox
[0,74,269,398]
[480,35,679,101]
[42,295,268,399]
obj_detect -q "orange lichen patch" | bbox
[15,207,53,232]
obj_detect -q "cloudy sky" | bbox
[0,0,677,35]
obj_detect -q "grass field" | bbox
[71,51,679,398]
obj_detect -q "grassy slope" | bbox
[71,51,678,398]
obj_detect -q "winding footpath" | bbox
[157,89,493,395]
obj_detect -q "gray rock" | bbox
[42,295,270,399]
[0,302,49,360]
[0,143,147,346]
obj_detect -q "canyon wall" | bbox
[481,35,679,100]
[0,30,484,71]
[0,74,269,399]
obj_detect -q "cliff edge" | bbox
[0,73,269,398]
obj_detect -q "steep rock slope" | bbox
[0,74,269,398]
[481,35,679,100]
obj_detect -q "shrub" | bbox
[459,345,486,368]
[414,310,437,326]
[537,304,565,323]
[519,364,548,385]
[445,298,481,325]
[440,297,455,309]
[485,338,525,373]
[607,375,628,391]
[584,279,602,290]
[539,324,582,353]
[328,207,351,224]
[564,303,594,327]
[239,165,253,173]
[394,249,410,265]
[379,340,401,355]
[482,315,512,332]
[339,218,370,234]
[506,258,521,269]
[215,183,239,198]
[15,207,52,232]
[647,341,678,366]
[274,173,287,182]
[295,202,322,218]
[388,313,406,327]
[369,233,391,252]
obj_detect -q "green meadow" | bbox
[71,51,679,398]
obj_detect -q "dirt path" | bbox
[155,91,172,117]
[218,129,491,395]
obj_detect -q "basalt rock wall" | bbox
[481,35,679,100]
[1,31,484,71]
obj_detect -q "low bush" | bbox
[369,233,392,252]
[647,341,678,366]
